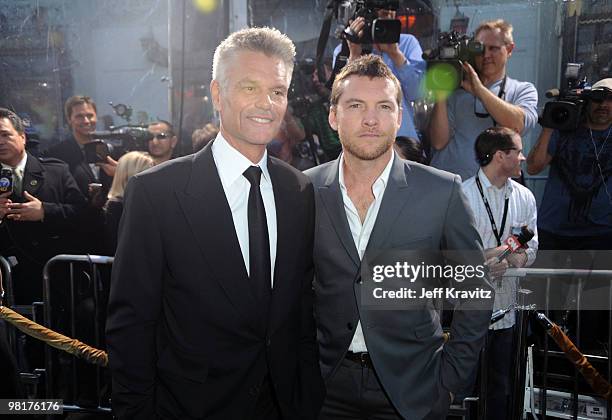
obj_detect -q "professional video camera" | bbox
[288,59,321,118]
[337,0,401,44]
[422,31,484,91]
[540,63,591,131]
[83,102,153,164]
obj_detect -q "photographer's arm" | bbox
[526,128,553,175]
[463,63,526,133]
[428,98,451,150]
[345,18,365,61]
[377,35,425,102]
[98,156,118,177]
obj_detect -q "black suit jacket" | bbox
[0,153,86,302]
[45,136,113,196]
[45,136,110,254]
[106,142,324,419]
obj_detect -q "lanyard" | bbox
[475,176,509,247]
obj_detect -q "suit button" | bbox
[347,322,353,330]
[249,386,259,397]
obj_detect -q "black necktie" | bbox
[243,166,272,310]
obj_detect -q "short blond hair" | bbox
[330,54,402,107]
[475,19,514,45]
[212,27,295,89]
[107,151,154,200]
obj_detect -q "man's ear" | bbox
[505,42,515,57]
[494,149,505,163]
[328,106,338,131]
[210,79,221,111]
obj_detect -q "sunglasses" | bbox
[590,96,612,104]
[587,88,612,103]
[150,132,173,141]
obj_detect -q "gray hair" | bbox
[212,27,295,89]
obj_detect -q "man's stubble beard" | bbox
[341,136,394,161]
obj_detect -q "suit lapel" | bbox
[174,142,260,332]
[20,154,43,198]
[319,159,360,268]
[366,155,414,252]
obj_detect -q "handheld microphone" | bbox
[495,226,534,264]
[491,305,515,324]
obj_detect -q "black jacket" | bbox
[0,153,86,302]
[45,136,110,254]
[45,136,113,196]
[106,142,325,419]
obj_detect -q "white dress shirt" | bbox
[462,169,538,330]
[339,151,395,352]
[211,134,277,285]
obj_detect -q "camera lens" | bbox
[552,108,570,125]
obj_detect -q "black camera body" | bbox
[541,63,588,131]
[541,92,586,131]
[288,58,322,118]
[423,31,484,91]
[85,126,153,164]
[340,0,401,44]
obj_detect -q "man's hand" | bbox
[375,42,406,67]
[484,246,509,280]
[345,17,365,60]
[98,156,118,177]
[506,248,528,268]
[0,191,12,220]
[6,191,44,222]
[485,256,509,280]
[460,62,486,97]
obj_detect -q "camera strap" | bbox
[316,0,336,72]
[476,176,509,247]
[491,75,508,127]
[328,40,350,89]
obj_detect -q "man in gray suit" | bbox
[305,55,494,419]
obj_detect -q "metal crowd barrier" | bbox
[42,254,114,415]
[0,255,15,352]
[507,267,612,420]
[0,255,47,397]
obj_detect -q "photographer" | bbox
[334,5,425,139]
[428,19,538,180]
[0,108,85,303]
[147,120,177,165]
[527,78,612,250]
[45,95,114,254]
[46,95,117,196]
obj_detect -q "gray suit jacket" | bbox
[305,155,493,419]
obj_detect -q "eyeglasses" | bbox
[499,147,522,155]
[150,132,172,141]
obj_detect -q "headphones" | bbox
[478,153,493,167]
